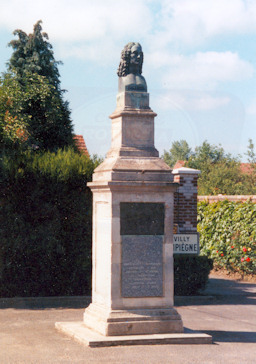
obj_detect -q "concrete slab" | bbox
[55,321,212,347]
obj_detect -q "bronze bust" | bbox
[117,42,147,93]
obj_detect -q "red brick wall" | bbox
[173,170,200,233]
[198,195,256,203]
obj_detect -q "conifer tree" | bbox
[6,20,74,151]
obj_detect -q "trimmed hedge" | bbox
[198,200,256,275]
[0,148,219,298]
[174,256,213,295]
[0,148,99,297]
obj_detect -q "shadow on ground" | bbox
[1,277,255,309]
[204,278,256,296]
[184,327,256,343]
[204,330,256,343]
[175,277,256,306]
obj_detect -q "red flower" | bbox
[221,253,224,256]
[243,247,247,252]
[216,250,219,253]
[241,258,244,262]
[246,257,251,262]
[231,246,234,249]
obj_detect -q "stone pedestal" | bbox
[83,91,183,336]
[56,90,212,346]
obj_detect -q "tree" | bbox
[0,73,29,149]
[8,20,61,90]
[187,141,230,171]
[186,141,244,195]
[163,140,192,167]
[0,70,72,151]
[246,139,256,165]
[243,139,256,194]
[197,160,244,195]
[162,140,250,195]
[5,20,73,151]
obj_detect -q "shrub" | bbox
[174,255,213,295]
[0,148,100,297]
[198,200,256,276]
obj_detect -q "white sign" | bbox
[173,234,199,255]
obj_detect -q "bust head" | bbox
[117,42,144,77]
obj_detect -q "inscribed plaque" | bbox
[121,235,163,297]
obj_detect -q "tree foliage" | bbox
[245,139,256,165]
[197,160,245,195]
[162,139,256,195]
[8,20,61,90]
[2,20,74,151]
[0,73,29,148]
[0,71,64,150]
[243,139,256,194]
[186,141,243,195]
[163,140,192,168]
[187,141,232,171]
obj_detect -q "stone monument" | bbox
[83,41,183,336]
[55,42,212,346]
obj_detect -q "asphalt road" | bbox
[1,275,256,364]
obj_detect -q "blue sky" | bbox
[1,0,256,160]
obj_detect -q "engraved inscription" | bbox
[121,235,163,297]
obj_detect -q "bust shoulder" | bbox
[118,74,147,93]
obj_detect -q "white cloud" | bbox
[56,39,120,64]
[1,0,256,68]
[0,0,152,41]
[155,0,256,46]
[2,0,256,54]
[151,51,254,90]
[156,90,231,111]
[0,0,153,63]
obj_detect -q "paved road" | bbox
[1,276,256,364]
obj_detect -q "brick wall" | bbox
[172,167,200,233]
[198,195,256,203]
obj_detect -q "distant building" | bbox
[240,163,254,175]
[73,135,89,157]
[173,160,186,169]
[173,160,255,175]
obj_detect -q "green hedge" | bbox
[5,150,254,297]
[0,148,99,297]
[174,256,213,295]
[198,200,256,275]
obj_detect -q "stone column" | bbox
[84,91,183,336]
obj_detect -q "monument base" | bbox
[55,322,212,347]
[82,303,183,336]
